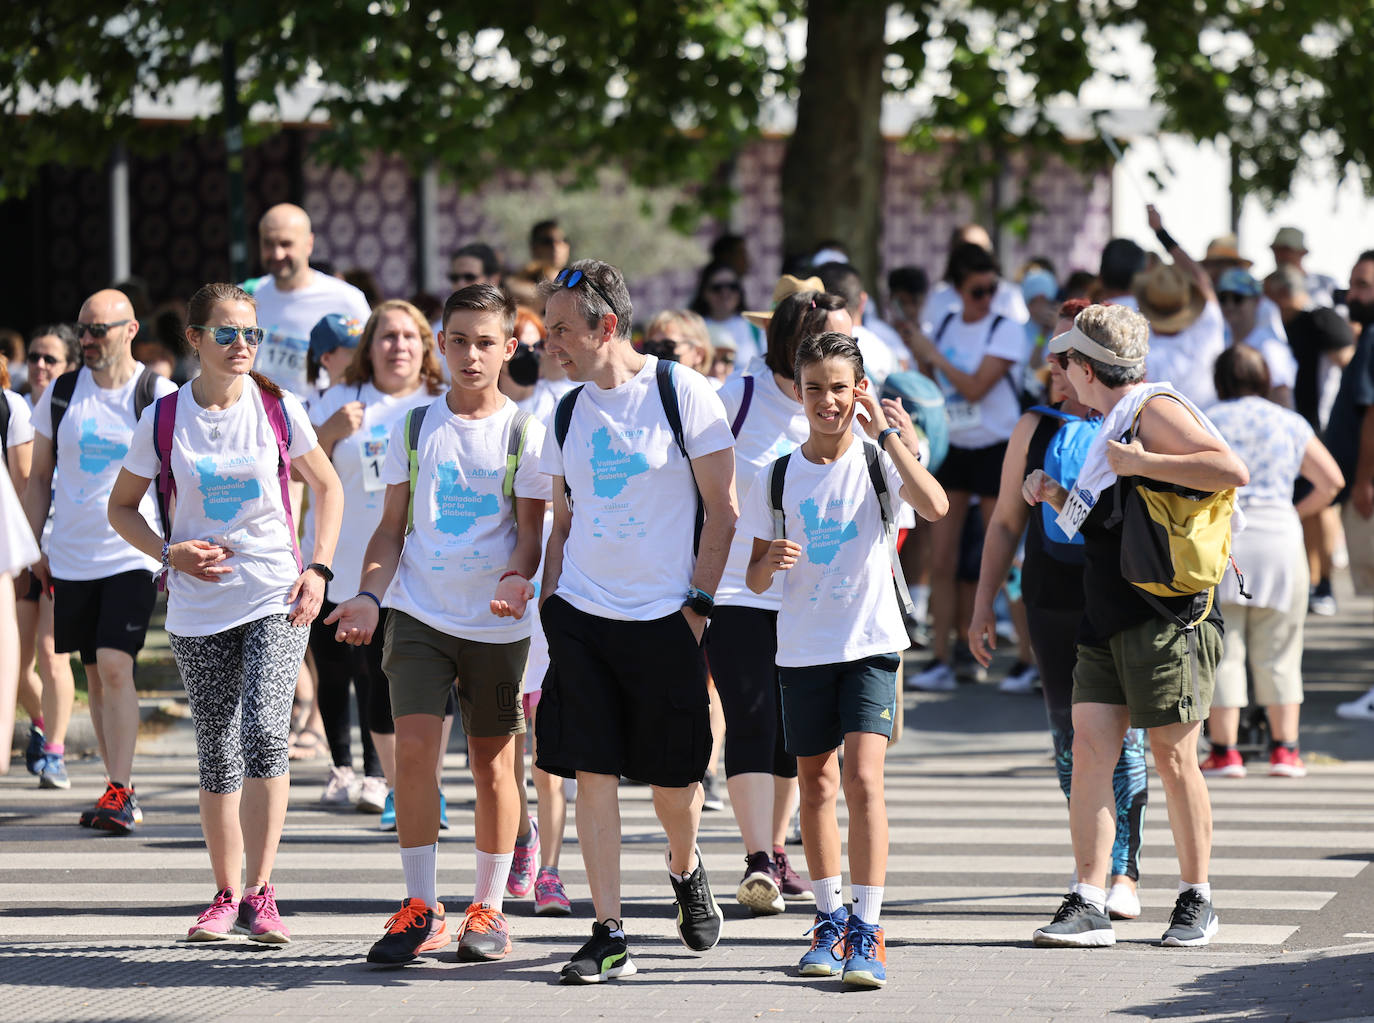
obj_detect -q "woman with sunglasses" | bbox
[905,243,1030,692]
[13,325,80,788]
[690,261,764,372]
[109,282,343,943]
[308,300,446,822]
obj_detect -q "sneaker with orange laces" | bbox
[1200,748,1246,779]
[187,888,239,942]
[234,884,290,944]
[1269,746,1308,778]
[367,898,450,965]
[507,817,539,897]
[455,902,511,961]
[89,782,138,835]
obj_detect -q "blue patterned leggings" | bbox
[170,614,310,794]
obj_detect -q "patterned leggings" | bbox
[169,614,310,794]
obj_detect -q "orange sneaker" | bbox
[1269,746,1308,778]
[1200,748,1246,778]
[456,902,511,962]
[367,898,450,965]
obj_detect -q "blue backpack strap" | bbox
[552,384,585,506]
[730,374,755,438]
[768,451,792,539]
[863,441,916,618]
[657,359,703,555]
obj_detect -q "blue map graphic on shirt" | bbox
[433,461,499,536]
[196,457,261,522]
[799,498,858,566]
[77,418,128,475]
[589,427,650,498]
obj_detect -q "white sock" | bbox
[474,850,514,911]
[852,884,884,926]
[1179,880,1212,901]
[814,875,844,915]
[1072,881,1107,912]
[400,843,438,909]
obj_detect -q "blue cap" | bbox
[309,314,365,358]
[1217,268,1261,297]
[1021,270,1058,304]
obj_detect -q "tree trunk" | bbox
[780,0,888,290]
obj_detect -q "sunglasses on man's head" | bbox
[967,285,997,301]
[191,324,265,347]
[553,267,619,320]
[449,272,480,285]
[76,320,131,339]
[27,352,62,366]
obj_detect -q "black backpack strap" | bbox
[47,369,80,466]
[864,440,917,617]
[768,451,792,539]
[133,366,159,420]
[657,359,702,555]
[552,384,585,505]
[934,311,957,343]
[0,391,9,458]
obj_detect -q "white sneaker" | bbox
[907,660,957,692]
[998,662,1040,694]
[320,765,357,806]
[1105,882,1141,920]
[356,775,389,813]
[1336,687,1374,722]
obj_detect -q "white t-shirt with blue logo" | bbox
[381,396,551,642]
[33,365,177,581]
[311,380,441,599]
[539,355,735,622]
[737,439,910,668]
[122,377,316,636]
[252,274,372,397]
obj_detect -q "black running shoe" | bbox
[559,920,637,984]
[367,898,451,965]
[1032,892,1115,947]
[669,846,723,951]
[89,783,138,835]
[1160,889,1220,947]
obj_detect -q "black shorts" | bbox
[535,595,711,788]
[704,605,796,779]
[310,600,397,735]
[18,570,42,603]
[778,652,901,757]
[52,570,157,664]
[936,442,1007,498]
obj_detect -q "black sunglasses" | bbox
[1049,352,1073,370]
[967,285,997,301]
[191,324,266,347]
[553,268,619,321]
[76,320,131,339]
[1217,292,1249,306]
[449,272,481,285]
[708,281,741,293]
[27,352,62,366]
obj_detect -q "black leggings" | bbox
[309,600,396,776]
[704,605,797,780]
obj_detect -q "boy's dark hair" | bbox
[530,219,560,247]
[1099,238,1146,291]
[443,282,517,338]
[945,243,1000,287]
[765,290,846,379]
[794,330,865,386]
[815,263,864,313]
[453,242,501,276]
[887,265,928,299]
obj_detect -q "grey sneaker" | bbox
[1032,892,1116,947]
[1160,889,1219,947]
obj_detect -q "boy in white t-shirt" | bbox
[326,285,550,966]
[742,332,947,988]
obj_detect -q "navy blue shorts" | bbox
[778,652,901,757]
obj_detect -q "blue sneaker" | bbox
[798,906,848,976]
[438,792,450,831]
[25,725,45,774]
[379,790,396,832]
[36,752,70,790]
[841,915,887,988]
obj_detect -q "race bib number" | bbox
[946,399,982,434]
[255,331,310,395]
[1056,486,1095,539]
[360,434,389,492]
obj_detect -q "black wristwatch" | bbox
[306,562,334,582]
[684,587,715,617]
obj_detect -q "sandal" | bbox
[288,728,329,761]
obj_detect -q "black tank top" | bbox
[1021,410,1085,612]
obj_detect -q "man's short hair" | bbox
[1266,265,1307,297]
[945,243,1000,288]
[794,330,865,385]
[887,266,928,299]
[537,259,633,340]
[815,263,864,312]
[1099,239,1147,292]
[452,242,501,277]
[530,219,561,247]
[442,282,517,338]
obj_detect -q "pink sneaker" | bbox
[234,884,290,944]
[507,816,539,897]
[187,888,238,941]
[533,866,571,916]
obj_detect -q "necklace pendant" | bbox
[210,423,220,440]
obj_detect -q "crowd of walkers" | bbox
[4,198,1374,985]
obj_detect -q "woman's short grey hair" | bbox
[1075,304,1149,387]
[537,258,634,340]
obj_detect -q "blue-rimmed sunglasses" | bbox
[191,324,265,346]
[553,268,619,321]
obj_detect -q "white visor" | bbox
[1046,325,1145,367]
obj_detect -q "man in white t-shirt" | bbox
[816,263,904,386]
[22,289,176,832]
[252,204,373,398]
[536,259,738,983]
